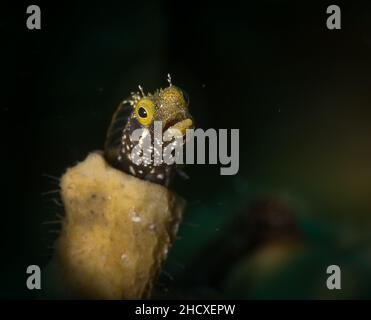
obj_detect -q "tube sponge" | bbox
[55,152,185,299]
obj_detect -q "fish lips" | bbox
[163,118,194,141]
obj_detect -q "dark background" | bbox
[2,0,371,298]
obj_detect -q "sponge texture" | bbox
[57,152,185,299]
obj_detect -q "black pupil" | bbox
[138,107,147,118]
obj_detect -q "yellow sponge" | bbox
[56,152,185,299]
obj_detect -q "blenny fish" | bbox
[104,76,194,187]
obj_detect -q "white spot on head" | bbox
[157,173,164,180]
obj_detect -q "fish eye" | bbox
[135,99,154,126]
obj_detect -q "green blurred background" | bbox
[2,0,371,299]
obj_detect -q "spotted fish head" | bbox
[130,85,193,138]
[104,79,194,186]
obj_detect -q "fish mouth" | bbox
[163,117,193,141]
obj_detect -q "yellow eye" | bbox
[135,99,155,126]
